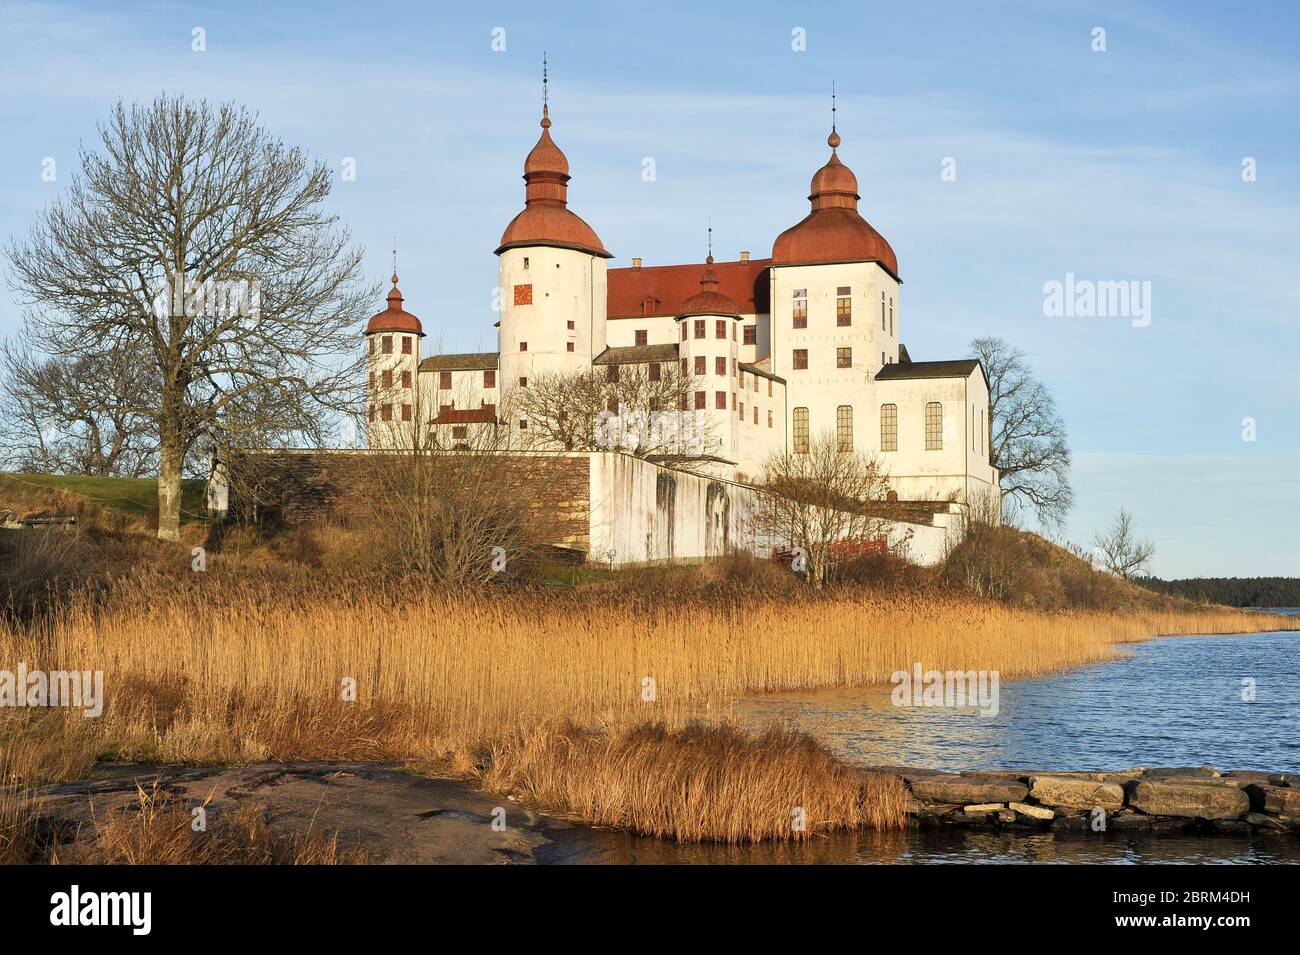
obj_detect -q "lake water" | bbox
[732,627,1300,775]
[566,622,1300,864]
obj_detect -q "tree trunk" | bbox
[157,432,183,542]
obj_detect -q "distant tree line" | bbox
[1137,576,1300,608]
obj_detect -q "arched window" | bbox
[925,401,943,450]
[793,407,810,453]
[836,405,853,452]
[880,404,898,451]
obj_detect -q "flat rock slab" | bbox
[1247,784,1300,816]
[1128,780,1250,820]
[908,775,1028,805]
[31,762,609,865]
[1029,776,1126,810]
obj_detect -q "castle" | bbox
[361,92,998,550]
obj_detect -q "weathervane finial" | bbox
[707,219,713,263]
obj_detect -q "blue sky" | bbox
[1,0,1297,577]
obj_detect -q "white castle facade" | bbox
[363,99,998,539]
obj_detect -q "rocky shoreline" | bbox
[890,765,1299,835]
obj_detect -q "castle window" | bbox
[369,371,375,390]
[681,357,688,376]
[369,337,375,355]
[767,409,772,428]
[368,404,375,422]
[715,391,726,410]
[715,356,726,376]
[483,369,496,388]
[731,358,737,376]
[837,405,853,452]
[402,337,412,355]
[716,319,726,340]
[738,401,744,420]
[837,287,851,326]
[743,324,756,345]
[439,371,451,389]
[793,289,807,328]
[837,347,852,368]
[520,341,527,352]
[694,319,705,339]
[401,370,411,389]
[881,292,886,330]
[452,425,468,439]
[793,407,809,453]
[523,257,529,270]
[753,406,758,425]
[793,348,808,370]
[514,284,532,305]
[518,376,527,388]
[880,404,898,451]
[401,403,412,422]
[382,336,392,354]
[692,356,704,375]
[635,329,648,346]
[649,362,661,381]
[607,364,620,383]
[607,397,618,413]
[739,372,745,388]
[881,351,886,366]
[768,380,773,397]
[380,403,392,421]
[925,401,943,450]
[681,323,687,341]
[568,320,575,330]
[695,390,706,410]
[382,369,393,388]
[519,419,528,430]
[566,342,574,352]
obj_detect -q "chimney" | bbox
[739,251,750,263]
[631,257,642,269]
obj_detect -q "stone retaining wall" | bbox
[891,765,1299,836]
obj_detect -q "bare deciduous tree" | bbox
[1092,507,1155,579]
[512,362,716,465]
[0,337,156,476]
[5,95,374,540]
[749,431,894,587]
[970,336,1074,529]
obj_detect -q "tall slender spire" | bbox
[829,79,840,150]
[541,51,550,127]
[706,218,713,264]
[391,236,398,284]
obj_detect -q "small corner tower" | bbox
[365,271,423,448]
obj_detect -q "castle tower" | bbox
[769,119,901,453]
[676,256,743,462]
[496,68,612,425]
[364,273,423,449]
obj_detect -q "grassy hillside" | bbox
[0,472,208,525]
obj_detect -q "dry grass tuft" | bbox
[48,780,363,865]
[482,721,907,843]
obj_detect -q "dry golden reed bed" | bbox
[3,577,1296,845]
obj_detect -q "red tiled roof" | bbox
[366,275,424,335]
[608,257,771,319]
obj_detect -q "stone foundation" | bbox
[892,765,1299,835]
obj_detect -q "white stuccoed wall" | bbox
[586,451,958,567]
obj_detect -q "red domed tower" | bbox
[498,59,612,413]
[365,272,423,448]
[772,128,898,277]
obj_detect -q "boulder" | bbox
[1029,775,1126,810]
[1245,784,1300,816]
[1009,801,1054,821]
[995,809,1018,824]
[1128,780,1249,820]
[909,775,1027,805]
